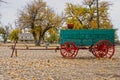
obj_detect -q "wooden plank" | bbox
[15,48,59,50]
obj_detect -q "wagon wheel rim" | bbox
[92,40,115,58]
[103,40,115,58]
[92,40,109,58]
[69,42,78,58]
[60,42,68,58]
[95,44,108,58]
[60,42,78,58]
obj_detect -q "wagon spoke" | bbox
[92,40,106,58]
[104,44,114,58]
[61,49,67,57]
[69,47,78,58]
[60,42,78,58]
[92,40,114,58]
[60,42,68,58]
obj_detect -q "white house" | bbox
[18,28,34,41]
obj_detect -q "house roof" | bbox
[18,33,34,41]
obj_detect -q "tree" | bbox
[0,27,5,42]
[65,0,112,29]
[0,24,12,43]
[9,29,19,42]
[0,26,8,43]
[45,28,59,43]
[17,0,62,46]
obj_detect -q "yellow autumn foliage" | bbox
[65,0,113,29]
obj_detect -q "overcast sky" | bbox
[0,0,120,40]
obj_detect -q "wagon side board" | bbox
[59,29,115,46]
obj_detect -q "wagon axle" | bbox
[60,40,115,59]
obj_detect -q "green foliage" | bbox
[0,27,6,42]
[0,27,5,34]
[45,28,59,43]
[9,29,19,41]
[0,25,11,43]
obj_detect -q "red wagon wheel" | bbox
[92,40,115,58]
[60,42,78,58]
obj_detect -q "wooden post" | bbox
[11,40,17,57]
[15,49,17,57]
[96,0,100,28]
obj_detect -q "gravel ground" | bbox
[0,46,120,80]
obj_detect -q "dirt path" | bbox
[0,46,120,80]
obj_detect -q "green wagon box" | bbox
[60,29,115,46]
[59,29,115,59]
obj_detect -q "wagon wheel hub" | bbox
[92,40,114,58]
[98,44,108,57]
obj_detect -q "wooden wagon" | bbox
[59,29,115,58]
[11,29,115,59]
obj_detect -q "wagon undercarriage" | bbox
[60,40,115,59]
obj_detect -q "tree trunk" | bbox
[32,32,39,46]
[34,37,44,46]
[32,29,46,46]
[3,34,7,43]
[34,36,42,46]
[35,40,40,46]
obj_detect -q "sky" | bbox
[0,0,120,40]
